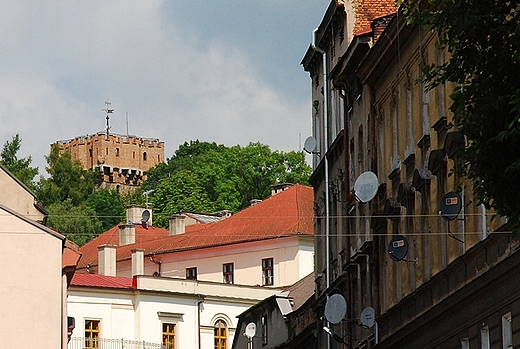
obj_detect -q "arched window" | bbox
[115,148,120,157]
[143,152,147,161]
[214,319,227,349]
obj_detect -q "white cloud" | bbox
[0,0,311,174]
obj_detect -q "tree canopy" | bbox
[143,141,311,227]
[0,134,38,190]
[36,144,96,207]
[403,0,520,226]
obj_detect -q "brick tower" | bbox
[54,102,164,192]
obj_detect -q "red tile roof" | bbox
[78,184,313,269]
[71,273,134,289]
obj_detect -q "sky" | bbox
[0,1,329,174]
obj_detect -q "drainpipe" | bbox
[312,27,331,349]
[197,298,204,349]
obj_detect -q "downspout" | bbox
[312,27,331,349]
[197,298,204,349]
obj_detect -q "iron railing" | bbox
[68,337,165,349]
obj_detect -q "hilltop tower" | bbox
[54,102,164,192]
[55,132,164,193]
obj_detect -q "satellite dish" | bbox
[354,171,379,203]
[388,235,409,261]
[244,322,256,338]
[142,209,151,222]
[360,307,375,328]
[439,191,462,221]
[324,294,347,324]
[303,136,317,154]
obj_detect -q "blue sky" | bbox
[0,1,328,172]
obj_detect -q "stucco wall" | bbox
[67,278,280,349]
[0,168,44,221]
[115,237,314,287]
[0,214,63,348]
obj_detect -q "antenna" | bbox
[439,191,462,221]
[359,307,376,328]
[244,322,256,349]
[143,189,154,209]
[388,235,418,263]
[353,171,379,203]
[303,136,320,155]
[324,294,347,324]
[102,99,114,137]
[141,209,151,229]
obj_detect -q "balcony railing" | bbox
[68,337,165,349]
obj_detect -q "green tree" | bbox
[46,200,103,245]
[36,144,95,207]
[144,141,311,227]
[86,188,126,231]
[403,0,520,225]
[151,169,216,227]
[0,134,38,190]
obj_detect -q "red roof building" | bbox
[77,184,314,288]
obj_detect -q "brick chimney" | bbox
[119,224,135,246]
[98,244,116,276]
[168,215,186,236]
[131,248,145,276]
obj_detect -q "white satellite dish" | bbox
[245,322,256,338]
[353,171,379,203]
[324,294,347,324]
[303,136,318,154]
[360,307,375,328]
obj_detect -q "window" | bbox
[223,263,234,284]
[84,319,100,348]
[214,319,227,349]
[115,148,120,157]
[262,258,274,286]
[186,267,197,280]
[502,313,513,349]
[481,326,490,349]
[261,315,268,346]
[143,152,147,161]
[162,323,176,349]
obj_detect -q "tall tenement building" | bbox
[55,131,164,192]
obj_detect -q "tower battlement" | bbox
[54,131,164,192]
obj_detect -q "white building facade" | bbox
[68,274,282,349]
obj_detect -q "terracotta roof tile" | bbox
[78,184,313,269]
[71,273,134,289]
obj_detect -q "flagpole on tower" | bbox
[102,99,114,138]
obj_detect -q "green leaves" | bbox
[405,0,520,225]
[0,134,39,190]
[143,141,311,228]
